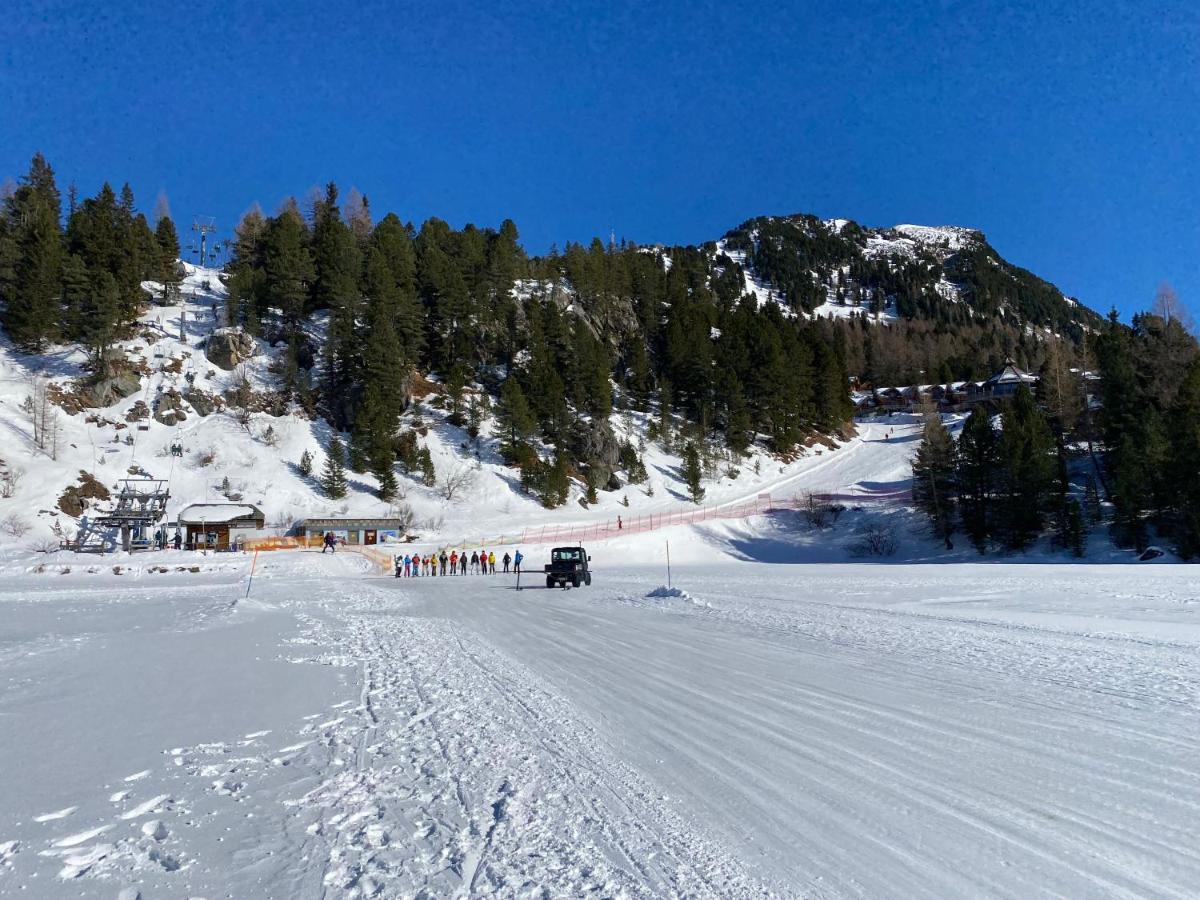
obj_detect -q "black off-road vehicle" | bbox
[544,546,592,588]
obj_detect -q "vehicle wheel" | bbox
[546,576,555,589]
[572,576,581,588]
[585,573,592,586]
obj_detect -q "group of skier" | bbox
[394,548,523,579]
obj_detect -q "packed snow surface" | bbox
[1,526,1198,897]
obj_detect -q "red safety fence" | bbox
[472,488,911,549]
[240,488,910,563]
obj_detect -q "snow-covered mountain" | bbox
[705,213,1101,334]
[0,212,1104,559]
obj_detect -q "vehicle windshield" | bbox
[552,549,583,562]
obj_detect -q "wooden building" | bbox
[300,517,409,546]
[178,503,266,550]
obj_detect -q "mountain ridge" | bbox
[700,212,1102,335]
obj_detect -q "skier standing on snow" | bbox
[440,551,448,575]
[322,531,337,554]
[470,551,478,573]
[460,551,467,575]
[502,552,511,573]
[449,550,458,574]
[513,550,523,574]
[488,551,496,573]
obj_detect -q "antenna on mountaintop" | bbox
[609,227,616,250]
[191,216,217,269]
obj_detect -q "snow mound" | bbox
[644,585,711,608]
[646,585,688,599]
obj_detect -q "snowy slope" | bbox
[0,269,930,558]
[1,528,1198,896]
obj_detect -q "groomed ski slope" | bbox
[1,525,1198,898]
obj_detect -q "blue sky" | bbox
[3,0,1197,321]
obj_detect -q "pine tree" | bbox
[2,155,64,349]
[682,441,705,504]
[154,214,181,302]
[60,252,90,340]
[718,371,753,453]
[1038,341,1083,434]
[263,201,314,395]
[370,213,423,362]
[445,364,468,426]
[227,206,268,327]
[912,412,957,549]
[353,247,406,478]
[994,385,1057,550]
[375,462,398,501]
[497,377,536,460]
[657,378,674,446]
[312,184,363,426]
[321,436,348,499]
[418,446,436,486]
[520,455,544,495]
[1056,497,1087,557]
[81,270,121,374]
[298,449,313,477]
[1170,358,1200,558]
[415,217,472,373]
[540,452,571,508]
[956,408,997,553]
[8,193,63,349]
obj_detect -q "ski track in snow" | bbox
[281,585,770,898]
[2,549,1198,897]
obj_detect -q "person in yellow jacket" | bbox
[487,551,496,573]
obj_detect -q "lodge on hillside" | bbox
[178,503,266,550]
[853,360,1049,413]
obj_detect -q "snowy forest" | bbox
[2,152,1198,557]
[911,309,1200,559]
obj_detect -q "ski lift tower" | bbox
[191,216,217,269]
[95,478,171,552]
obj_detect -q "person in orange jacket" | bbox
[449,550,458,574]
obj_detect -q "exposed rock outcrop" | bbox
[204,329,256,370]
